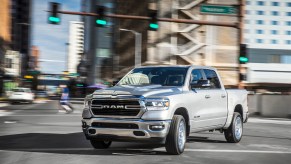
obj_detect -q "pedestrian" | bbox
[59,85,73,113]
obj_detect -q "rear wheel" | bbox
[165,115,186,155]
[90,140,112,149]
[224,112,243,143]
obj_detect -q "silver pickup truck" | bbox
[82,65,248,155]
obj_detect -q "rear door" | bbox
[201,69,228,127]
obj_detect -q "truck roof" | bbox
[136,65,216,70]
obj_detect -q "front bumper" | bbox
[82,118,171,143]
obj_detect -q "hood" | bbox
[93,85,182,98]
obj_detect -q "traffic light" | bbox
[96,6,107,27]
[239,44,248,64]
[48,2,61,24]
[148,10,159,31]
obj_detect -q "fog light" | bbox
[150,125,165,131]
[82,121,87,128]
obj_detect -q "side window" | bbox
[203,69,221,89]
[190,69,203,84]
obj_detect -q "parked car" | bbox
[8,88,34,104]
[81,65,248,155]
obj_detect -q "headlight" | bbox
[142,98,170,111]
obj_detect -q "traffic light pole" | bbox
[238,0,244,89]
[52,10,238,28]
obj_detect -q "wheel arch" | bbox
[234,104,243,120]
[174,107,190,136]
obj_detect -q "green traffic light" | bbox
[149,23,159,29]
[49,16,60,23]
[96,19,107,25]
[76,84,84,87]
[239,57,249,62]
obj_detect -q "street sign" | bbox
[200,4,237,15]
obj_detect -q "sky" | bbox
[31,0,81,74]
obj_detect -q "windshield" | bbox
[118,67,189,86]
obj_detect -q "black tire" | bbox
[224,112,243,143]
[165,115,186,155]
[90,140,112,149]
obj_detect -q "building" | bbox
[115,0,240,86]
[82,0,115,84]
[244,0,291,89]
[4,50,21,77]
[10,0,32,76]
[82,0,241,86]
[67,21,84,74]
[0,0,12,96]
[30,46,40,70]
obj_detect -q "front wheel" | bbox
[165,115,186,155]
[224,112,243,143]
[90,140,112,149]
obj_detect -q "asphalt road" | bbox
[0,101,291,164]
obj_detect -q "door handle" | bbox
[221,94,226,98]
[205,95,211,99]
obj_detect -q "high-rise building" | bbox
[82,0,115,84]
[244,0,291,63]
[10,0,32,76]
[67,21,84,73]
[0,0,12,96]
[244,0,291,86]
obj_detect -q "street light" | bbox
[119,28,142,67]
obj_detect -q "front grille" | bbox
[90,99,141,116]
[92,122,139,129]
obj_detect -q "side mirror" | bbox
[112,81,119,86]
[190,79,211,89]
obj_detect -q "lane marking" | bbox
[2,114,81,117]
[4,121,17,124]
[0,110,14,117]
[182,149,291,154]
[248,118,291,125]
[1,148,291,154]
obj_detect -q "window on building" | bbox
[245,10,250,14]
[286,21,291,26]
[287,2,291,7]
[256,39,263,43]
[281,55,291,64]
[272,2,279,6]
[4,58,12,68]
[271,39,278,44]
[256,20,264,24]
[270,55,281,63]
[271,21,278,25]
[246,1,251,5]
[287,12,291,16]
[286,31,291,35]
[272,11,279,16]
[244,19,250,24]
[256,29,264,34]
[286,40,291,44]
[257,1,264,5]
[257,11,264,15]
[271,30,278,35]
